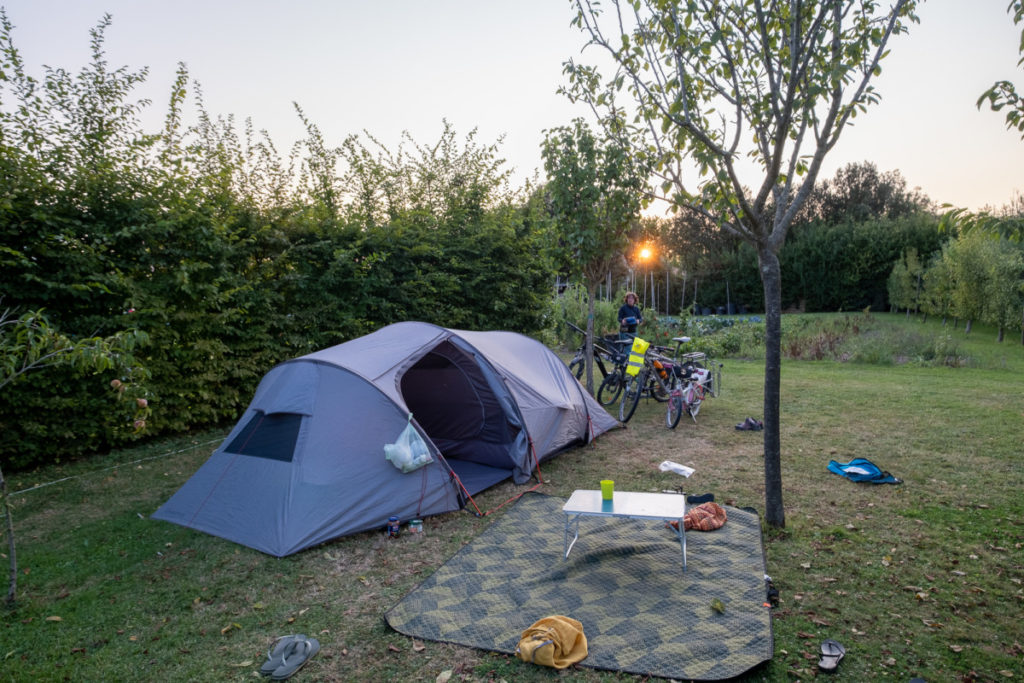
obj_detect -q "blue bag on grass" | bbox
[827,457,902,484]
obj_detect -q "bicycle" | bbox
[566,322,631,405]
[666,336,723,426]
[618,336,723,427]
[617,340,678,423]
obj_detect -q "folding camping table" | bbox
[562,489,688,570]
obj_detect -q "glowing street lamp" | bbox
[637,244,654,308]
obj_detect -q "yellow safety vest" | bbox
[626,337,649,376]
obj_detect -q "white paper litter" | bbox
[658,460,695,477]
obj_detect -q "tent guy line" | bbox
[11,438,223,497]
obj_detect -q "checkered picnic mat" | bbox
[385,492,773,680]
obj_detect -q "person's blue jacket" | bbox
[618,304,642,333]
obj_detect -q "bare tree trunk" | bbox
[1,463,16,605]
[758,248,785,528]
[998,326,1005,343]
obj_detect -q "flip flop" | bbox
[817,638,845,673]
[260,634,304,676]
[271,636,320,681]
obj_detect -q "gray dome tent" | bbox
[153,322,619,556]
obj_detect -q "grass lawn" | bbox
[2,313,1022,682]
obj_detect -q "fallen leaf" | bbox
[298,608,309,616]
[999,671,1014,678]
[951,570,966,577]
[358,576,369,586]
[220,622,241,635]
[413,640,426,652]
[796,631,816,639]
[387,644,401,653]
[710,598,725,614]
[799,563,811,569]
[949,645,964,652]
[436,671,453,683]
[922,619,943,628]
[45,616,62,622]
[230,660,254,667]
[883,657,896,666]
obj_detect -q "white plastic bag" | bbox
[384,414,434,473]
[658,460,695,477]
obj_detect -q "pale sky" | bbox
[3,0,1021,212]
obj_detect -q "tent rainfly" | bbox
[153,322,619,556]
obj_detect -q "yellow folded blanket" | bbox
[515,615,588,669]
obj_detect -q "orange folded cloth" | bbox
[515,615,588,669]
[667,501,728,531]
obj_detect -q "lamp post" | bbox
[638,246,652,309]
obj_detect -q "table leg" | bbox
[668,518,687,571]
[564,513,581,560]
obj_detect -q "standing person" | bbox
[618,292,643,339]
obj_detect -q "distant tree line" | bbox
[605,161,944,317]
[888,207,1024,343]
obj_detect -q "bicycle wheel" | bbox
[569,355,584,380]
[666,380,684,429]
[710,363,721,398]
[691,361,716,398]
[597,370,624,406]
[651,376,670,402]
[688,383,705,419]
[618,373,644,422]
